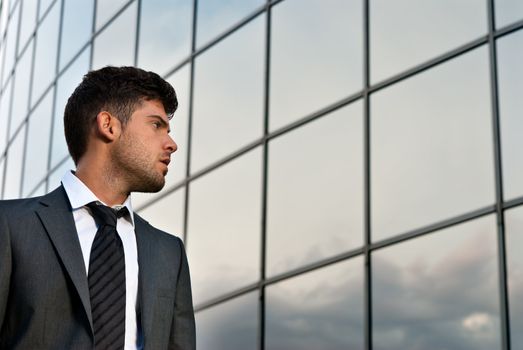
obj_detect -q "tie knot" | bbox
[86,202,128,227]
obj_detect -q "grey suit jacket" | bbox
[0,186,196,350]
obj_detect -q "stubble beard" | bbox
[112,135,166,193]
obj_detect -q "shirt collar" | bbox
[61,170,135,226]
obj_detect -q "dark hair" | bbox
[64,66,178,164]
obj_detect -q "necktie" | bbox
[87,202,128,350]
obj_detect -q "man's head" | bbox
[64,66,177,165]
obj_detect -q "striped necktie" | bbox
[87,202,128,350]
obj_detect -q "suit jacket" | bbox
[0,186,195,350]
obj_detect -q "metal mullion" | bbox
[258,2,271,350]
[494,18,523,40]
[45,0,64,192]
[182,0,198,247]
[362,0,372,349]
[487,1,511,349]
[89,0,97,69]
[133,0,141,67]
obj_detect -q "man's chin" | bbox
[131,178,165,193]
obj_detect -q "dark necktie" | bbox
[87,202,128,350]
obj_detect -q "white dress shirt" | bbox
[61,170,142,349]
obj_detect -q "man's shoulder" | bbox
[0,186,68,217]
[0,196,43,214]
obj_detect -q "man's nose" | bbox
[166,135,177,154]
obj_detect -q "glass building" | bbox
[0,0,522,349]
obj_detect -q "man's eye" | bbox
[153,122,161,128]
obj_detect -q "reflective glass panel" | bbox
[266,257,364,349]
[187,148,262,305]
[23,88,53,196]
[9,39,33,138]
[92,2,137,69]
[51,48,89,168]
[269,0,363,131]
[30,180,46,197]
[31,2,59,104]
[3,124,26,199]
[370,0,487,83]
[0,80,12,154]
[138,0,192,75]
[196,0,263,48]
[505,206,523,350]
[0,2,8,38]
[2,4,20,86]
[95,0,128,30]
[18,0,38,54]
[191,16,264,172]
[48,156,74,191]
[497,30,523,201]
[38,0,55,20]
[59,0,94,69]
[267,102,363,277]
[495,0,523,28]
[136,187,185,241]
[371,47,495,241]
[195,292,258,350]
[372,215,500,350]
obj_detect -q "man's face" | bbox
[112,99,177,193]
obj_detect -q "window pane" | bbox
[95,0,128,30]
[51,47,90,168]
[0,80,13,154]
[9,39,33,139]
[39,0,55,20]
[495,0,523,28]
[92,2,137,69]
[32,1,59,104]
[138,0,192,75]
[195,292,258,350]
[497,30,523,201]
[18,0,38,54]
[370,0,487,83]
[505,206,523,350]
[371,47,495,241]
[191,16,264,171]
[372,215,500,350]
[48,156,74,191]
[4,124,26,199]
[196,0,263,48]
[267,102,363,277]
[269,0,363,131]
[136,187,185,241]
[187,148,262,305]
[59,0,94,69]
[23,88,53,196]
[266,257,364,349]
[2,4,19,86]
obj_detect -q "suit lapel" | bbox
[35,186,93,333]
[135,217,158,344]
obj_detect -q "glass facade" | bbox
[0,0,522,349]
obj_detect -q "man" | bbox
[0,66,195,349]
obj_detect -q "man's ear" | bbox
[95,111,122,141]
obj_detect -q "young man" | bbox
[0,66,195,349]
